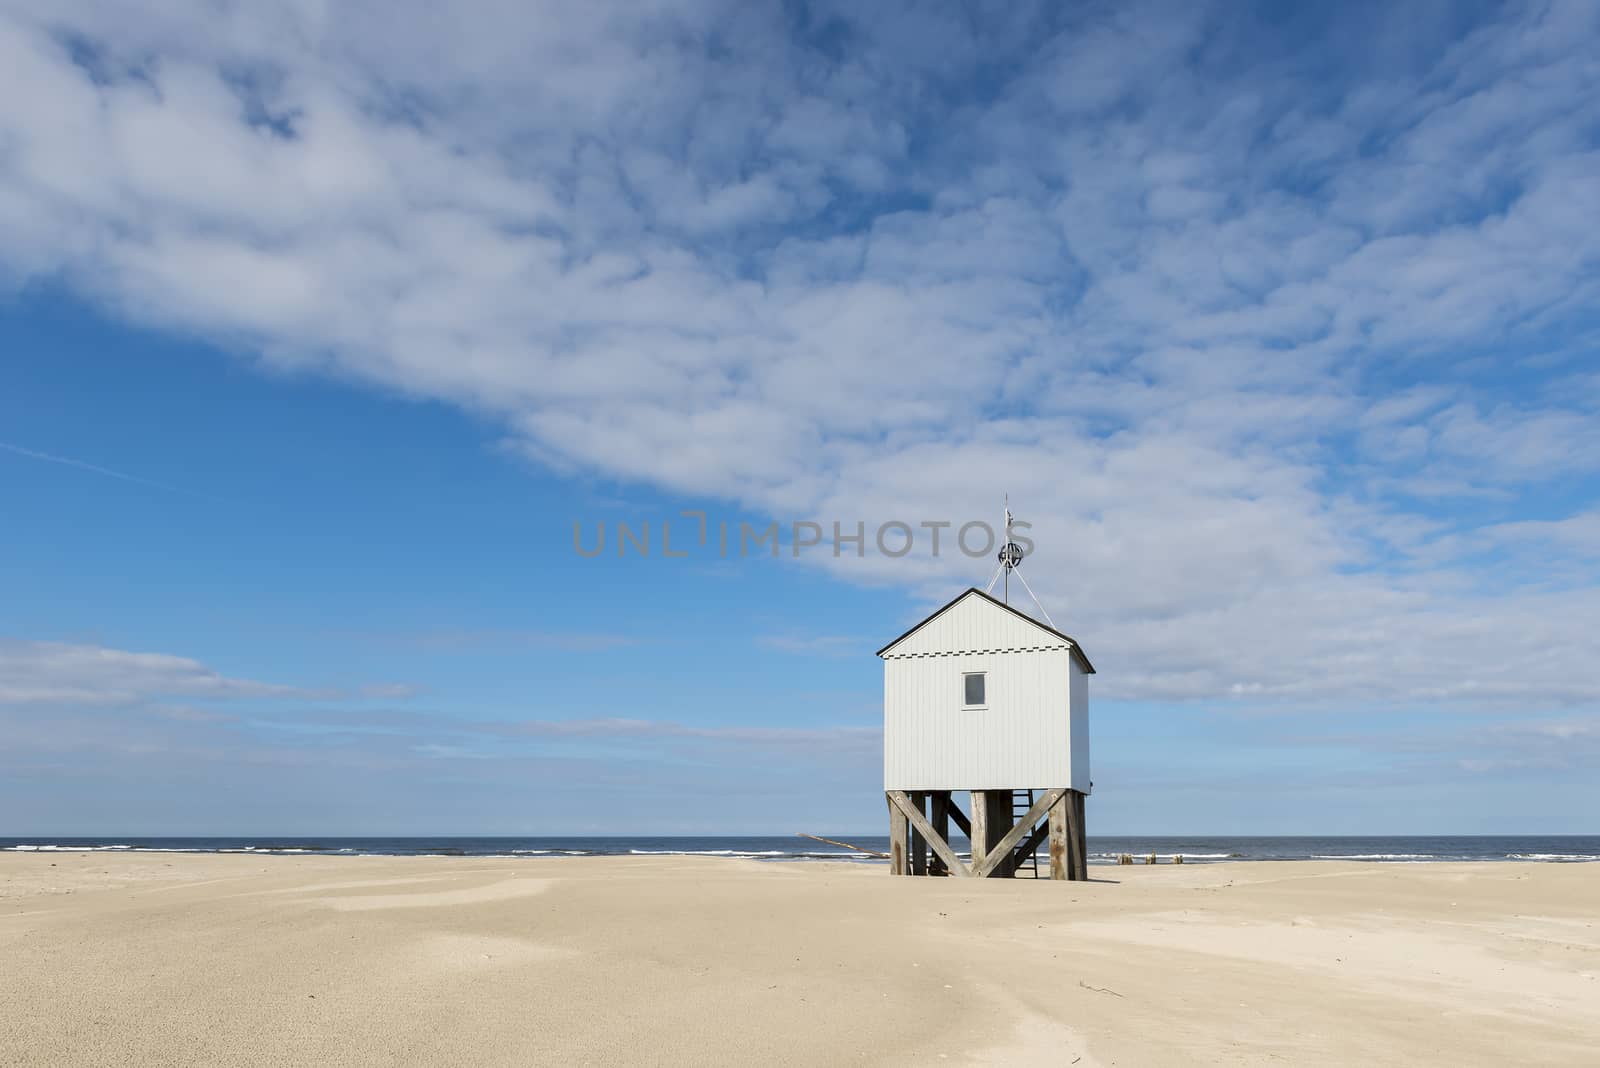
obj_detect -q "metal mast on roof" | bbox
[984,495,1056,629]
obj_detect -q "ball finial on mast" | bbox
[985,494,1057,628]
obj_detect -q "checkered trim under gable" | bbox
[881,645,1072,659]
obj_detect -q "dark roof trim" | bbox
[876,587,1095,673]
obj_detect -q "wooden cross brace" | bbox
[886,788,1068,879]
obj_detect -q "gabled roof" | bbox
[876,587,1095,673]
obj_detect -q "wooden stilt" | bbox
[1065,789,1087,881]
[888,792,908,876]
[910,792,928,876]
[1079,792,1089,879]
[929,792,950,876]
[1079,791,1089,880]
[1048,792,1069,880]
[981,791,1014,877]
[968,790,989,874]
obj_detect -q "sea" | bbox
[3,835,1597,864]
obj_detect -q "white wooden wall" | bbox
[1070,657,1090,791]
[881,592,1090,791]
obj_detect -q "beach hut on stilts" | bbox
[878,502,1093,880]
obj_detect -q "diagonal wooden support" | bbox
[887,791,970,877]
[945,797,971,839]
[1012,820,1050,873]
[970,788,1067,878]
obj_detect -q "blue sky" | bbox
[1,1,1597,835]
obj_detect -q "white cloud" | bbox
[1,1,1597,712]
[0,638,408,705]
[0,647,879,793]
[0,638,303,704]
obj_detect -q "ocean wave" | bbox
[628,849,787,857]
[7,840,1596,863]
[1091,851,1234,859]
[1089,852,1240,863]
[4,843,136,852]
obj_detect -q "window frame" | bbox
[962,671,987,709]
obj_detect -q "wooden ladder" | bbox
[1011,789,1040,878]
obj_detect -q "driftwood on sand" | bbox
[797,833,890,859]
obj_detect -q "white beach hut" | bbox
[877,586,1094,880]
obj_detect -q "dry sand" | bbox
[2,853,1596,1066]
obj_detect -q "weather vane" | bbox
[984,494,1057,627]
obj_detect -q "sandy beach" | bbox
[1,854,1595,1066]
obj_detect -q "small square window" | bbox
[963,672,986,707]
